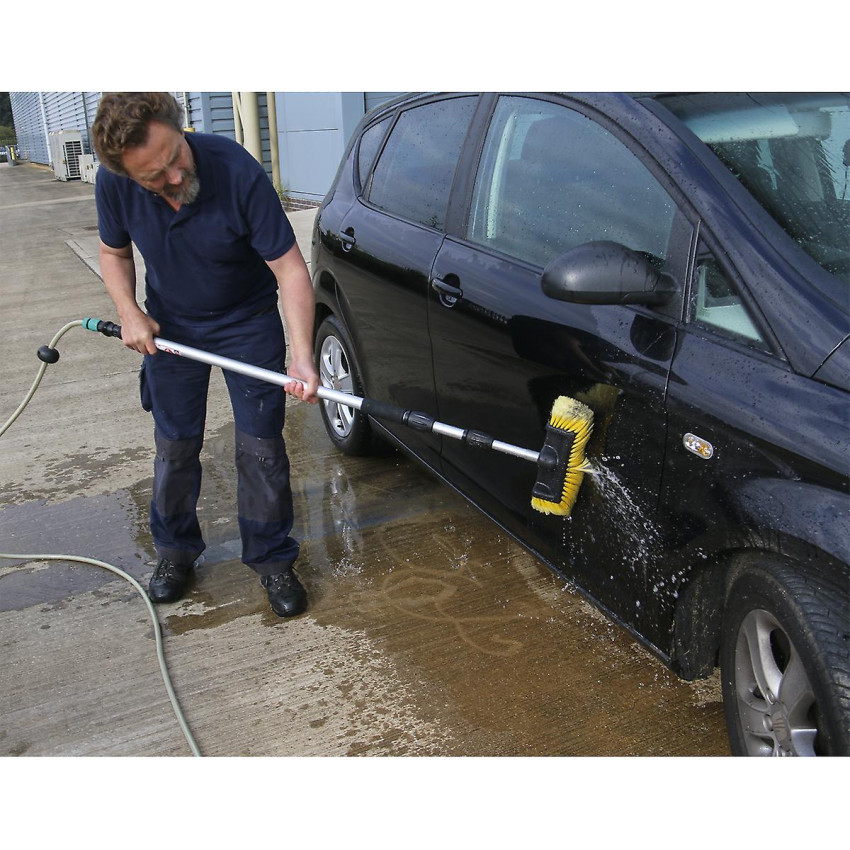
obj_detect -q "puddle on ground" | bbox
[0,488,152,612]
[1,401,728,755]
[297,500,727,755]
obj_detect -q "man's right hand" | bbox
[98,241,159,355]
[119,309,161,355]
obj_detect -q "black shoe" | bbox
[148,557,192,603]
[261,569,307,618]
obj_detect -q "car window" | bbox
[658,93,850,286]
[366,97,478,231]
[467,96,678,269]
[357,117,390,191]
[692,240,766,348]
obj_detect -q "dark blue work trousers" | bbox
[140,308,299,577]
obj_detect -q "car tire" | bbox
[314,316,375,456]
[720,557,850,756]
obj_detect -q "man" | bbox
[92,92,319,618]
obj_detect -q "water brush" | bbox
[81,319,595,517]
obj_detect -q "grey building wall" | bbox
[272,92,403,203]
[198,92,275,182]
[9,93,50,165]
[365,92,403,114]
[186,92,238,136]
[256,93,273,183]
[9,92,187,168]
[9,91,404,202]
[197,91,403,203]
[183,92,205,130]
[274,92,368,204]
[41,92,93,153]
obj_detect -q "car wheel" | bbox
[720,558,850,756]
[314,316,374,456]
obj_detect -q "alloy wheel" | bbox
[732,607,819,756]
[319,334,355,438]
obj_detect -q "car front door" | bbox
[334,95,480,469]
[427,95,692,641]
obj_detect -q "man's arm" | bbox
[266,243,319,404]
[99,240,160,355]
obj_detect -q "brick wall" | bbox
[283,197,322,212]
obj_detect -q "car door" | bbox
[333,95,480,469]
[427,94,692,638]
[660,233,850,635]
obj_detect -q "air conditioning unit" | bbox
[79,154,98,184]
[48,130,84,181]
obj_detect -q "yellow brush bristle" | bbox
[531,396,593,517]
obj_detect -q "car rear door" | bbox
[333,95,480,470]
[427,94,692,639]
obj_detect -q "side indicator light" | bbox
[683,433,714,460]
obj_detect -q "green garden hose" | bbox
[0,552,201,757]
[0,320,82,438]
[0,320,202,756]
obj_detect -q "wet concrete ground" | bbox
[0,161,729,757]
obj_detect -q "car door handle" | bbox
[431,276,463,303]
[340,230,356,252]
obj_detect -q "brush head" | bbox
[531,396,593,517]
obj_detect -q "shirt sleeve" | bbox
[95,171,131,249]
[241,162,297,262]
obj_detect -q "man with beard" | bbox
[92,92,318,618]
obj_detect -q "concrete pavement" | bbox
[0,160,729,759]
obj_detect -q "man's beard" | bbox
[161,170,200,204]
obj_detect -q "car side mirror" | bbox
[541,241,676,306]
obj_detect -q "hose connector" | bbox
[83,318,123,338]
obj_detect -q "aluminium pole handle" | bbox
[92,320,540,464]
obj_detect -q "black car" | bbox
[310,92,850,756]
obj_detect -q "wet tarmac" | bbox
[0,161,730,757]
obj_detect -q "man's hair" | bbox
[92,92,185,175]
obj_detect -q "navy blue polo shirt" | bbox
[96,131,296,326]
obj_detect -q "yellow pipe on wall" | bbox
[231,92,244,146]
[236,92,262,165]
[267,92,281,193]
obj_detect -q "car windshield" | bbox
[657,93,850,285]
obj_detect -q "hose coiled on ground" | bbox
[0,320,201,756]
